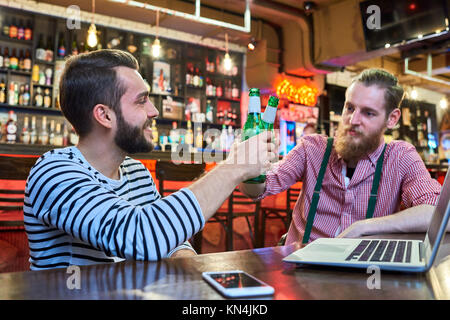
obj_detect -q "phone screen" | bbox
[210,272,265,288]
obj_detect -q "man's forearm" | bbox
[188,161,245,221]
[338,204,444,238]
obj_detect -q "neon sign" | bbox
[275,79,318,106]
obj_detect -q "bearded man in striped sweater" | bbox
[24,49,276,270]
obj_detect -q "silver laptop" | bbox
[283,169,450,272]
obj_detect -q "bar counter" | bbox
[0,142,229,162]
[0,233,449,300]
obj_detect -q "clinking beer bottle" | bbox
[242,88,264,183]
[259,95,279,131]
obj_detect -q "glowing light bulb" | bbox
[411,89,418,100]
[224,52,232,71]
[152,38,161,58]
[87,23,98,48]
[440,97,448,110]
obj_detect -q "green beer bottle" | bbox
[259,95,279,130]
[242,88,264,183]
[242,88,261,141]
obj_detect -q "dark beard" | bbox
[335,122,385,162]
[114,111,153,154]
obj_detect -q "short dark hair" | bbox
[351,68,404,116]
[59,49,139,137]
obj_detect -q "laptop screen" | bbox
[426,170,450,250]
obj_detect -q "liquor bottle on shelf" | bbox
[185,63,192,86]
[227,125,235,150]
[30,116,37,144]
[54,123,63,146]
[45,36,54,62]
[169,121,179,150]
[21,116,30,144]
[220,124,228,151]
[45,68,53,85]
[206,100,214,123]
[71,37,79,56]
[216,81,223,97]
[40,116,49,145]
[8,82,18,105]
[23,84,30,106]
[32,64,39,82]
[57,33,66,58]
[9,48,18,70]
[34,86,43,107]
[36,34,46,60]
[3,47,9,69]
[198,68,204,87]
[2,18,9,37]
[43,88,51,108]
[6,110,17,143]
[0,47,3,69]
[194,126,203,150]
[17,20,25,40]
[232,82,239,99]
[185,120,194,150]
[48,120,55,145]
[62,124,69,146]
[242,88,264,184]
[9,18,17,39]
[18,49,24,70]
[18,84,25,105]
[193,67,199,87]
[0,78,6,104]
[24,20,32,41]
[24,49,31,71]
[151,119,159,150]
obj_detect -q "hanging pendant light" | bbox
[152,9,162,58]
[87,0,98,48]
[223,33,232,72]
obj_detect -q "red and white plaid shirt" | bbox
[260,134,442,245]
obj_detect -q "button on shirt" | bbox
[260,134,442,245]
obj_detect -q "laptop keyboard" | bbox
[345,240,413,263]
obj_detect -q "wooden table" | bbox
[0,233,449,300]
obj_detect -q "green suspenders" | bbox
[302,138,387,244]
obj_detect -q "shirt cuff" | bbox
[167,241,197,257]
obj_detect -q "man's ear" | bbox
[386,108,401,129]
[92,104,114,129]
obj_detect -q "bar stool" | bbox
[258,186,301,247]
[0,155,36,272]
[205,188,261,252]
[154,160,206,252]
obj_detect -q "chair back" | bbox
[0,156,37,227]
[0,155,36,272]
[155,161,206,195]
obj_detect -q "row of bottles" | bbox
[1,18,33,41]
[0,110,77,146]
[0,47,32,71]
[205,78,240,100]
[186,63,204,88]
[151,120,237,153]
[0,78,52,108]
[35,34,54,62]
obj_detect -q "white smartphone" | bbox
[202,270,275,298]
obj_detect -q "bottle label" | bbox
[248,96,261,113]
[262,106,277,124]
